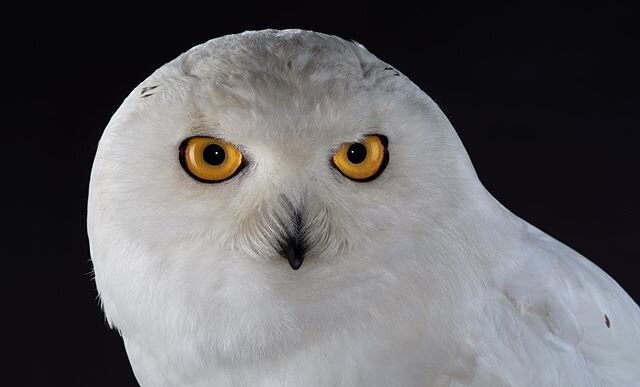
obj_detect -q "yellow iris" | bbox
[332,135,388,181]
[179,136,245,183]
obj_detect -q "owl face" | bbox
[88,30,476,360]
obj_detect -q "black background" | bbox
[7,2,639,386]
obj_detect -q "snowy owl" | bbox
[87,29,640,386]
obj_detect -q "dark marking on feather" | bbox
[141,85,160,98]
[287,60,292,70]
[141,85,159,95]
[384,66,401,76]
[604,314,610,328]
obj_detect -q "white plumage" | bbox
[87,29,640,386]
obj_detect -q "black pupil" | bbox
[347,143,367,164]
[202,144,226,165]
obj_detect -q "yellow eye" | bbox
[179,136,245,183]
[332,135,389,181]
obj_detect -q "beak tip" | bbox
[288,257,304,270]
[282,242,305,270]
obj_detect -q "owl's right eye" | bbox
[179,136,246,183]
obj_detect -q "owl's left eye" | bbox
[332,134,389,182]
[179,136,245,183]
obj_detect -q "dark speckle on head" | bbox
[141,85,160,97]
[604,314,610,328]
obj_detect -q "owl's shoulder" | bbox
[459,224,640,386]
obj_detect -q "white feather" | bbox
[87,29,640,386]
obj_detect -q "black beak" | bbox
[282,238,305,270]
[279,207,306,270]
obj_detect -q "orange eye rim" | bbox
[331,134,389,182]
[179,136,247,183]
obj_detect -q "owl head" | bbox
[88,29,487,363]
